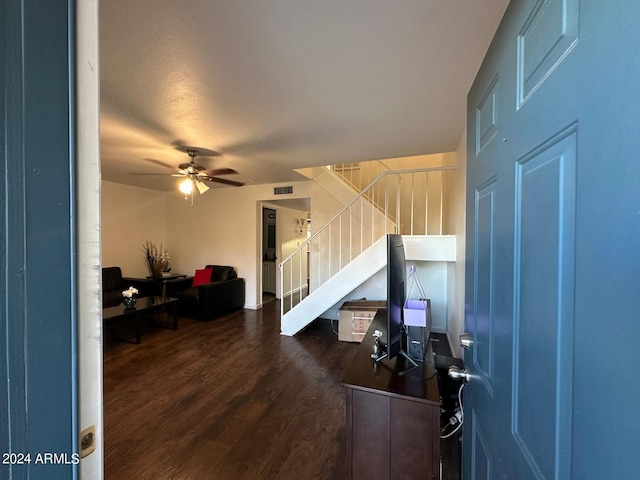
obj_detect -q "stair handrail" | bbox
[328,159,394,193]
[279,165,456,317]
[280,165,456,268]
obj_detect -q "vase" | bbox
[122,296,137,308]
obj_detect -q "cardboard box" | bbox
[338,300,386,342]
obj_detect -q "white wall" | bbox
[163,181,322,309]
[443,129,467,357]
[320,261,449,333]
[101,178,337,310]
[101,181,168,277]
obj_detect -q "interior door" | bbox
[464,1,640,478]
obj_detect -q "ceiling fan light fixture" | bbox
[179,177,193,195]
[195,180,210,194]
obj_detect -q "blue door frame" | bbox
[1,1,78,479]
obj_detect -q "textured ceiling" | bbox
[100,0,509,191]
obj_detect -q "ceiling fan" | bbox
[135,148,243,205]
[174,148,243,193]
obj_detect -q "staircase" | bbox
[280,165,456,336]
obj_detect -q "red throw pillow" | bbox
[192,268,213,287]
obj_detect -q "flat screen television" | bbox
[374,234,418,368]
[386,234,406,360]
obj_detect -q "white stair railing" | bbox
[327,159,392,193]
[279,166,456,317]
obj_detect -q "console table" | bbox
[145,273,187,297]
[341,309,441,480]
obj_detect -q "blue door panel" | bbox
[470,411,492,480]
[512,128,576,480]
[475,75,499,155]
[473,180,497,394]
[517,0,579,107]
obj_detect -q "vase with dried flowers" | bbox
[160,249,171,276]
[142,240,171,278]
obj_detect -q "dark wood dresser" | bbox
[341,309,441,480]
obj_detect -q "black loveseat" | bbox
[102,266,155,307]
[165,265,245,321]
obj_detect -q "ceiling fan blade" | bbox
[204,168,237,176]
[142,158,175,169]
[130,172,178,176]
[204,176,244,187]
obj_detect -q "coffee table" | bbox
[103,296,179,344]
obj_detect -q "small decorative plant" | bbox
[160,250,171,273]
[142,240,170,277]
[122,286,139,307]
[122,286,139,298]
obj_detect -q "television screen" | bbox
[386,234,405,359]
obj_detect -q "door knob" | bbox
[459,332,473,350]
[448,366,472,383]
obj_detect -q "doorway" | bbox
[262,207,277,304]
[258,199,311,309]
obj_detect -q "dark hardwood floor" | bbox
[103,301,461,479]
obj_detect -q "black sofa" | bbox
[102,266,155,307]
[165,265,245,321]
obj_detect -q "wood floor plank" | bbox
[104,301,460,479]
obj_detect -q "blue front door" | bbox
[464,1,640,478]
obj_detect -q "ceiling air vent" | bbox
[274,186,293,195]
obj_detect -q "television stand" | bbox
[341,309,441,480]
